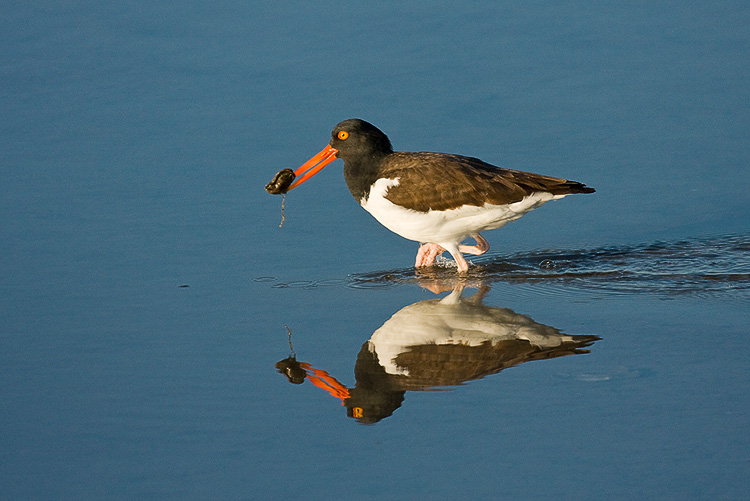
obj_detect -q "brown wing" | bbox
[381,152,595,212]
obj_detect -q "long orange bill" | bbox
[287,144,339,190]
[300,362,351,402]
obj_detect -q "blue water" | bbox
[2,2,748,499]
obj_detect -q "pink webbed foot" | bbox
[415,243,446,268]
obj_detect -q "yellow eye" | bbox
[338,130,349,140]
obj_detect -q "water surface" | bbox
[1,1,748,499]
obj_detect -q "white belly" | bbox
[360,177,564,245]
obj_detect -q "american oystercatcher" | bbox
[272,119,595,273]
[276,283,600,423]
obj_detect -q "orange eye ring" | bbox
[337,130,349,140]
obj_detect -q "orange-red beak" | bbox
[287,144,339,190]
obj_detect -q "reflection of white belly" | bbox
[368,296,578,376]
[360,178,564,244]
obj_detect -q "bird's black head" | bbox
[280,119,393,193]
[329,119,393,163]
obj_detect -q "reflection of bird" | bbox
[276,284,599,424]
[285,119,594,272]
[363,285,599,390]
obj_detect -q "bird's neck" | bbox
[343,152,390,203]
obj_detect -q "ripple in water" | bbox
[345,234,750,299]
[254,235,750,298]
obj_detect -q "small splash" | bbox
[539,260,556,270]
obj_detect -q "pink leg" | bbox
[459,234,490,256]
[447,249,470,273]
[435,243,469,273]
[415,240,474,273]
[415,243,446,268]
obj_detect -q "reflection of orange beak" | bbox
[287,144,339,190]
